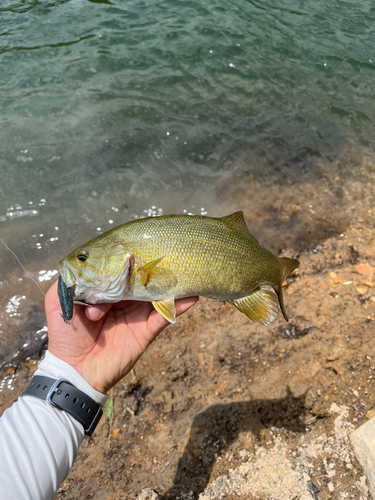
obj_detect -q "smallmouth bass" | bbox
[58,212,299,325]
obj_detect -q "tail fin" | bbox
[276,257,300,322]
[280,257,299,282]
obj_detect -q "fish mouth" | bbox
[58,260,77,289]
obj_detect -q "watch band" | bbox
[22,375,103,436]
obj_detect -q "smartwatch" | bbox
[22,375,103,436]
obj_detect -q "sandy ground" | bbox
[0,151,375,500]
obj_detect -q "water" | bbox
[1,0,375,385]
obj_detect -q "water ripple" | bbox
[0,0,375,378]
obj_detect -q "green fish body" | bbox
[59,212,299,325]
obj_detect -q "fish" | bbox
[58,211,299,325]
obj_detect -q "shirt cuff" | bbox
[35,351,108,407]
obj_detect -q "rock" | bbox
[362,279,375,288]
[326,347,343,362]
[355,264,375,278]
[350,417,375,499]
[331,276,342,285]
[136,488,161,500]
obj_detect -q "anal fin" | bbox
[229,288,279,325]
[152,299,176,323]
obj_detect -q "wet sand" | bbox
[0,150,375,499]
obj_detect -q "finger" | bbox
[86,303,112,321]
[45,280,60,316]
[111,300,150,312]
[175,296,199,316]
[148,296,199,334]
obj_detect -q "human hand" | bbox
[45,281,198,394]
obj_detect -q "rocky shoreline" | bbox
[1,153,375,499]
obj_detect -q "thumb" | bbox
[86,303,112,321]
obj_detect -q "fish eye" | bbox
[77,249,89,262]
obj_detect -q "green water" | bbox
[0,0,375,379]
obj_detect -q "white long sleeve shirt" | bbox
[0,351,108,500]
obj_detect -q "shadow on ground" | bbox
[163,389,307,499]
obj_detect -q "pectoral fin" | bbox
[229,288,279,325]
[152,299,176,323]
[139,257,164,285]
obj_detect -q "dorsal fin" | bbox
[221,211,247,228]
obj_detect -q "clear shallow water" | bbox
[1,0,375,381]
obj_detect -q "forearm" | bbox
[0,352,108,500]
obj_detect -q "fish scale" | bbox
[116,218,264,298]
[58,212,299,325]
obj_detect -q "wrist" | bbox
[22,375,103,436]
[74,369,109,395]
[36,351,109,407]
[60,358,110,395]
